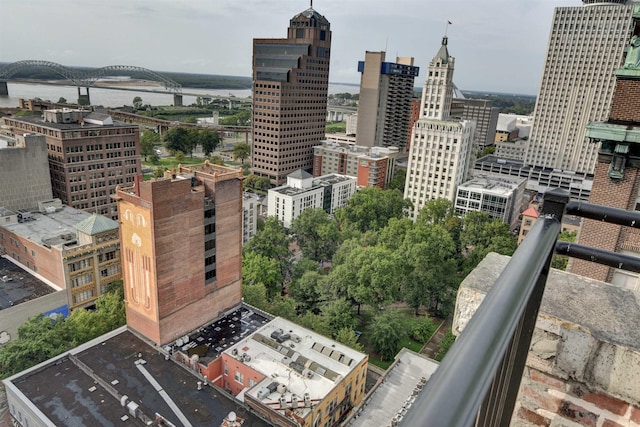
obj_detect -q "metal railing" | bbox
[401,188,640,427]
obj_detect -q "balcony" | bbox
[400,189,640,426]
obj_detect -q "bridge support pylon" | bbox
[173,94,183,106]
[77,87,90,106]
[0,80,8,96]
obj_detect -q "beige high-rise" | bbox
[251,7,331,186]
[355,52,419,150]
[524,0,635,174]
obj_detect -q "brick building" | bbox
[251,6,331,185]
[114,162,244,345]
[570,6,640,290]
[3,109,141,220]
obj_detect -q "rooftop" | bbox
[7,113,133,131]
[0,256,57,310]
[227,317,367,416]
[458,174,525,195]
[1,205,91,250]
[271,174,355,197]
[347,349,439,427]
[169,304,273,366]
[6,327,272,427]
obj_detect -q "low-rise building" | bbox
[268,170,357,228]
[454,174,526,228]
[313,140,400,188]
[0,200,121,310]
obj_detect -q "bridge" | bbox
[0,60,184,106]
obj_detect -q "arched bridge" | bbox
[0,60,182,94]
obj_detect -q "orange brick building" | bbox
[114,162,244,345]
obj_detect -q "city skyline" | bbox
[0,0,577,95]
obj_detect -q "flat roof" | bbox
[169,304,273,365]
[0,256,57,310]
[349,348,439,427]
[7,327,272,427]
[271,174,355,197]
[2,206,91,250]
[459,174,525,195]
[227,317,367,414]
[7,114,134,130]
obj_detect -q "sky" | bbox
[0,0,582,95]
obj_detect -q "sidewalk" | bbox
[420,316,452,360]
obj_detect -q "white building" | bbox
[242,192,259,245]
[404,36,475,219]
[494,114,534,161]
[267,170,357,228]
[346,113,358,135]
[523,1,635,174]
[454,174,526,228]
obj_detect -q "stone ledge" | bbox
[453,252,640,404]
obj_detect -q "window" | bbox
[234,371,244,384]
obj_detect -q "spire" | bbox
[434,36,450,64]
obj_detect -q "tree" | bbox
[460,212,517,275]
[242,283,268,310]
[175,150,185,163]
[289,270,328,313]
[243,216,292,283]
[321,299,357,333]
[387,169,406,192]
[335,187,413,233]
[232,142,251,164]
[417,198,455,226]
[152,166,165,179]
[367,310,407,361]
[242,251,283,299]
[290,208,340,262]
[298,312,332,337]
[198,129,221,156]
[140,131,160,161]
[133,96,143,109]
[57,97,67,104]
[334,328,363,351]
[164,127,191,154]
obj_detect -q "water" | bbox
[0,81,360,109]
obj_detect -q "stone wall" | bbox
[454,253,640,426]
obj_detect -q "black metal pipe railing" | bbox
[555,241,640,273]
[400,189,566,427]
[565,200,640,228]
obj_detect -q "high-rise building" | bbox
[251,6,331,186]
[3,109,140,220]
[523,1,635,174]
[404,37,475,219]
[355,52,419,150]
[114,162,244,345]
[453,98,500,152]
[570,5,640,291]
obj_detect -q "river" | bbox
[0,81,360,109]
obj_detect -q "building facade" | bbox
[355,52,419,150]
[313,139,400,188]
[3,109,141,220]
[454,174,526,228]
[268,170,356,228]
[523,1,635,174]
[0,133,53,212]
[242,191,259,245]
[0,201,121,310]
[404,37,476,219]
[571,6,640,291]
[114,162,244,345]
[453,98,499,152]
[251,6,332,185]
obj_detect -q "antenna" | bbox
[444,20,452,36]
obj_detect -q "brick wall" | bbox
[609,78,640,123]
[516,367,640,427]
[571,162,640,281]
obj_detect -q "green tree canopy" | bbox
[417,198,455,226]
[243,216,292,282]
[242,251,283,299]
[164,127,191,155]
[320,298,357,334]
[140,130,160,161]
[367,310,407,361]
[386,169,406,192]
[335,187,412,233]
[198,129,222,156]
[290,208,340,262]
[288,270,328,313]
[133,96,143,109]
[232,142,251,164]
